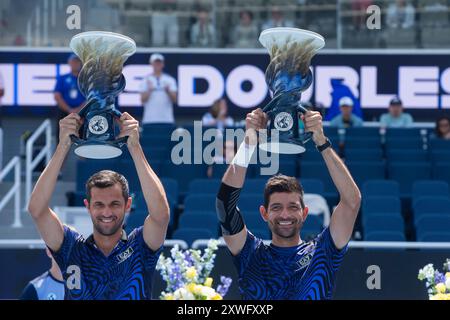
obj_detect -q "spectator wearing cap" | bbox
[380,97,413,128]
[139,53,178,124]
[329,97,363,128]
[54,54,86,141]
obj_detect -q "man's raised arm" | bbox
[217,108,267,255]
[118,113,170,252]
[303,111,361,249]
[28,113,83,251]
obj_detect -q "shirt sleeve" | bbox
[47,225,81,272]
[405,114,414,126]
[231,230,260,277]
[54,76,64,94]
[19,283,39,300]
[133,226,163,272]
[315,227,348,260]
[169,76,177,92]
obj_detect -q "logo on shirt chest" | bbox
[297,252,314,270]
[116,247,134,264]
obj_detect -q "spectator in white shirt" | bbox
[139,53,178,124]
[386,0,416,29]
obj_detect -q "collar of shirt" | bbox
[85,229,128,254]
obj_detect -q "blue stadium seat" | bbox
[299,161,338,194]
[347,162,386,186]
[300,150,324,162]
[417,232,450,242]
[181,210,216,217]
[386,150,428,162]
[178,213,218,235]
[242,179,267,195]
[412,180,450,199]
[184,194,217,212]
[428,138,450,152]
[298,178,325,194]
[76,159,119,191]
[124,210,148,234]
[323,127,339,138]
[188,179,221,195]
[209,163,229,179]
[432,163,450,185]
[344,149,383,162]
[249,160,297,178]
[415,215,450,235]
[362,180,400,197]
[430,151,450,164]
[385,128,423,139]
[364,231,406,241]
[302,215,324,238]
[140,134,173,147]
[363,196,401,215]
[116,160,140,191]
[363,214,405,234]
[249,228,271,240]
[387,162,432,195]
[412,196,450,223]
[172,228,216,246]
[344,127,381,138]
[385,138,424,150]
[238,194,264,213]
[161,163,207,194]
[142,123,176,138]
[142,146,169,162]
[244,213,268,231]
[344,137,381,150]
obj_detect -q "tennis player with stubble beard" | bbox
[28,112,170,300]
[216,108,361,300]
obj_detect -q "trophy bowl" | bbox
[258,27,324,154]
[69,31,136,159]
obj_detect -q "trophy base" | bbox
[259,142,306,154]
[74,143,123,159]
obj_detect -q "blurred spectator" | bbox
[434,115,450,140]
[151,0,179,47]
[140,53,178,124]
[379,97,413,128]
[54,54,86,141]
[351,0,373,30]
[207,139,236,178]
[202,98,234,130]
[386,0,415,29]
[19,249,64,300]
[190,9,216,47]
[230,10,259,48]
[13,34,25,46]
[262,7,294,30]
[329,97,363,128]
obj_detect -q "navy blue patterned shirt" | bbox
[232,227,347,300]
[49,225,162,300]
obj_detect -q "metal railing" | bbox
[25,119,52,208]
[191,239,450,250]
[0,156,22,227]
[0,239,188,250]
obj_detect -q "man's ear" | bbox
[126,197,132,212]
[83,199,89,209]
[302,206,309,221]
[260,205,268,222]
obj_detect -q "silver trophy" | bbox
[69,31,136,159]
[258,28,324,154]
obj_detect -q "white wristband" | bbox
[231,142,256,168]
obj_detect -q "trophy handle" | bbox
[296,103,313,143]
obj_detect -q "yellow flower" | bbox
[436,283,446,294]
[164,294,174,300]
[186,283,196,293]
[445,272,450,279]
[204,277,213,287]
[185,267,197,280]
[211,293,223,300]
[430,293,450,300]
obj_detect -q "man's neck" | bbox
[271,234,302,247]
[153,71,162,77]
[49,263,63,282]
[93,230,123,256]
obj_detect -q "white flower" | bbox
[173,288,195,300]
[200,286,217,299]
[419,264,435,281]
[446,277,450,290]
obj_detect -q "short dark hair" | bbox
[85,170,129,203]
[263,174,305,209]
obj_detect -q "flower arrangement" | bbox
[156,239,232,300]
[418,259,450,300]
